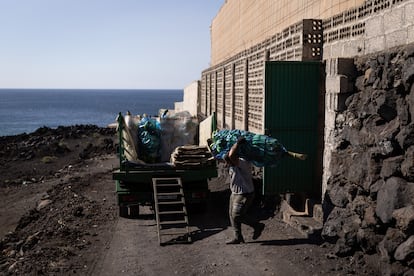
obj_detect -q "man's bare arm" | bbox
[228,137,246,166]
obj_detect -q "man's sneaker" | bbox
[252,223,265,240]
[226,237,245,244]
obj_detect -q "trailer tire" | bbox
[189,202,208,214]
[119,206,128,217]
[129,205,140,218]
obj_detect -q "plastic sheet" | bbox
[159,111,198,162]
[210,129,287,167]
[125,111,199,163]
[138,116,161,163]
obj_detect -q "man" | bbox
[224,137,265,244]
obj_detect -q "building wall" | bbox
[200,0,414,200]
[174,101,183,113]
[202,18,323,134]
[211,0,365,66]
[182,81,200,117]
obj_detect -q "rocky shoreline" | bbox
[0,125,116,186]
[0,124,118,274]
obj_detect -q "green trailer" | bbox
[112,113,217,218]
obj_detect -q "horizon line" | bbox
[0,88,183,91]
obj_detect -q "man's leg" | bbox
[239,193,265,240]
[227,194,245,244]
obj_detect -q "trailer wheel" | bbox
[119,206,128,217]
[189,202,208,214]
[129,205,140,218]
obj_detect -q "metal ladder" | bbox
[152,177,191,245]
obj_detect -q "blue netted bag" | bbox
[210,129,287,167]
[137,117,161,163]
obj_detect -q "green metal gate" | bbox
[263,61,323,198]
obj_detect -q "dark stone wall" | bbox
[322,44,414,272]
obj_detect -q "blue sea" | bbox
[0,89,183,137]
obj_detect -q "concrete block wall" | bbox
[201,19,323,134]
[216,69,224,127]
[234,59,246,131]
[323,0,414,59]
[323,58,356,198]
[224,63,234,129]
[210,0,365,66]
[322,0,414,201]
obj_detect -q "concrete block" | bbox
[384,7,404,34]
[325,77,337,93]
[330,43,343,58]
[365,16,384,39]
[386,29,408,49]
[405,3,414,25]
[328,93,338,112]
[326,57,355,76]
[324,110,336,129]
[302,19,323,33]
[326,75,353,94]
[342,39,365,58]
[323,45,332,60]
[325,58,337,76]
[337,58,356,76]
[326,93,333,112]
[365,36,386,54]
[335,93,351,111]
[326,58,333,75]
[302,45,323,61]
[325,91,350,112]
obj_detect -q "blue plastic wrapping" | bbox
[137,117,161,163]
[210,129,287,167]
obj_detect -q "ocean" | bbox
[0,89,183,137]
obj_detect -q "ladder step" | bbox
[153,177,190,245]
[157,192,182,196]
[153,177,181,182]
[156,183,182,187]
[159,210,186,215]
[160,220,187,225]
[159,230,189,235]
[157,200,184,205]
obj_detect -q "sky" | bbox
[0,0,224,89]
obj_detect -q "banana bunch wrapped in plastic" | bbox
[210,129,306,167]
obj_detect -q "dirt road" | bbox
[86,157,366,276]
[93,210,335,275]
[94,215,310,275]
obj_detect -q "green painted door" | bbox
[263,61,323,198]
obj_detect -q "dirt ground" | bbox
[0,126,377,275]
